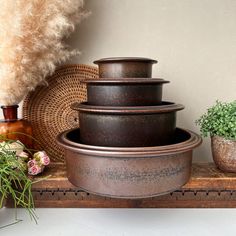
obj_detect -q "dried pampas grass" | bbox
[0,0,87,105]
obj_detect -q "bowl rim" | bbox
[56,127,202,158]
[71,101,185,114]
[94,57,157,64]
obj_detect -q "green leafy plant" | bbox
[0,139,37,226]
[196,100,236,139]
[0,134,50,229]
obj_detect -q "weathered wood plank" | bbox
[184,163,236,190]
[32,200,236,208]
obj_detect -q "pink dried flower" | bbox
[34,151,50,166]
[27,159,36,168]
[41,155,50,166]
[28,164,45,176]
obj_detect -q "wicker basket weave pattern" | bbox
[23,64,98,162]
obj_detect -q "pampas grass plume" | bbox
[0,0,87,105]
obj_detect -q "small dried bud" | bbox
[17,151,29,161]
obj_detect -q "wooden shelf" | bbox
[7,163,236,208]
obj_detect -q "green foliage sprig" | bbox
[196,100,236,140]
[0,139,37,226]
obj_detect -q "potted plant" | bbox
[196,100,236,172]
[0,139,36,226]
[0,137,50,227]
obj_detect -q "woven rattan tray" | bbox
[23,64,98,162]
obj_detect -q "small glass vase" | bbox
[0,105,33,149]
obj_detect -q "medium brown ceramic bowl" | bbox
[84,78,169,106]
[57,128,202,199]
[94,57,157,78]
[71,102,184,147]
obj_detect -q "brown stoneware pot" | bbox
[211,136,236,172]
[71,102,184,147]
[57,128,202,199]
[84,78,169,106]
[94,57,157,78]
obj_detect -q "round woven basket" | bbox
[23,64,98,162]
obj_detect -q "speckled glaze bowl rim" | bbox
[94,57,157,64]
[57,128,202,158]
[71,101,185,114]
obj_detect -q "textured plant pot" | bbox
[57,128,202,199]
[84,78,169,106]
[94,57,157,78]
[72,102,184,147]
[211,135,236,172]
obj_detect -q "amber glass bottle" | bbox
[0,105,33,148]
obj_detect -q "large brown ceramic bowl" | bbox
[72,102,184,147]
[94,57,157,78]
[84,78,169,106]
[57,128,202,199]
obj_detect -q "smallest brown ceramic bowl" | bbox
[84,78,169,106]
[94,57,157,78]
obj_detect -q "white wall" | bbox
[66,0,236,162]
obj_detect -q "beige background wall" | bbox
[66,0,236,162]
[13,0,236,162]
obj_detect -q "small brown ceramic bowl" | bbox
[94,57,157,78]
[84,78,169,106]
[71,102,184,147]
[57,127,202,199]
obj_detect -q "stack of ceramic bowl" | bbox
[57,57,202,199]
[73,58,185,147]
